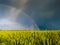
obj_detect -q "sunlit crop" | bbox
[0,30,60,45]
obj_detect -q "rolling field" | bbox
[0,30,60,45]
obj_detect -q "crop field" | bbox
[0,30,60,45]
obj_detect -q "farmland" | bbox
[0,30,60,45]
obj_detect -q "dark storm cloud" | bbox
[25,0,60,29]
[0,0,60,29]
[0,0,28,8]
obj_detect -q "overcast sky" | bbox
[0,0,60,30]
[0,0,39,30]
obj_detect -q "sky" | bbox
[0,0,60,30]
[0,0,39,30]
[25,0,60,30]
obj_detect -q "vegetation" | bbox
[0,30,60,45]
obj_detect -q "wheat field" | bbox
[0,30,60,45]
